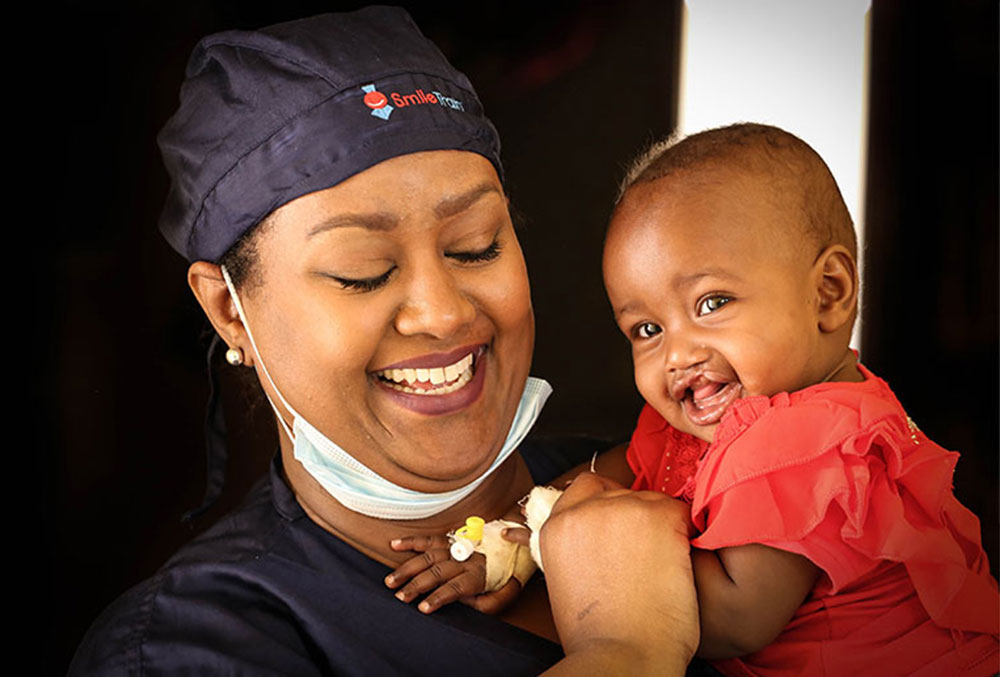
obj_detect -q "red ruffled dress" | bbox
[627,365,1000,676]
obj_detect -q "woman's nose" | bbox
[394,264,476,339]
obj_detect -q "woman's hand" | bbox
[541,473,699,676]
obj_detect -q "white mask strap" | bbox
[220,265,298,443]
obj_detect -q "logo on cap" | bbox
[362,84,393,120]
[362,82,467,122]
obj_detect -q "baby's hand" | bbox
[386,534,524,615]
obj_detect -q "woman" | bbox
[71,8,698,675]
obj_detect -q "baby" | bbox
[388,124,1000,675]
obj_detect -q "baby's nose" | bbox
[663,334,710,373]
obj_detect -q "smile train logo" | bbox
[362,84,393,120]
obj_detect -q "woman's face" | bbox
[241,150,534,492]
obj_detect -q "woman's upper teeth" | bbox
[379,353,474,385]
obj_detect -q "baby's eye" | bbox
[634,322,662,339]
[697,295,732,316]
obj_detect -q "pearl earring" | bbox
[225,347,244,366]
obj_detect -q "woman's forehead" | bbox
[276,151,502,226]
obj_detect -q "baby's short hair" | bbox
[618,123,857,258]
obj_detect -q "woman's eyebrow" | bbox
[434,183,501,219]
[307,212,399,237]
[305,183,500,238]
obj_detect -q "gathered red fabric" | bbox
[627,365,999,676]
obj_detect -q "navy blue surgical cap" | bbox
[158,6,503,263]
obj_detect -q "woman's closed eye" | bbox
[331,266,396,292]
[327,239,501,292]
[445,238,502,264]
[696,294,732,316]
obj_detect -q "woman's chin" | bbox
[380,427,511,488]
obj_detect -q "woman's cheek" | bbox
[484,255,533,332]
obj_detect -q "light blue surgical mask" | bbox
[221,266,551,520]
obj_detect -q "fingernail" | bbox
[384,574,395,586]
[418,601,431,613]
[395,590,408,602]
[501,528,508,536]
[390,539,402,547]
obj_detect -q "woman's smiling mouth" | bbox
[372,344,489,415]
[376,350,477,395]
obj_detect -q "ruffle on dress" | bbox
[688,371,999,636]
[627,404,708,501]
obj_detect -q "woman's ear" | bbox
[188,261,256,367]
[813,245,858,334]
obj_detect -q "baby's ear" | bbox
[813,245,858,333]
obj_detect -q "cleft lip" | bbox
[372,343,487,373]
[669,369,703,402]
[669,368,735,403]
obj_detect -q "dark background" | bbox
[42,1,996,673]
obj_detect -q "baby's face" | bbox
[604,171,831,442]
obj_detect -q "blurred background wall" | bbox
[41,1,996,672]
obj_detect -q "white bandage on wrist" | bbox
[523,485,564,573]
[448,518,538,592]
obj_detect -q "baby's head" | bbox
[604,123,861,441]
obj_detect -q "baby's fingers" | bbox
[389,534,451,553]
[395,555,485,606]
[385,547,451,589]
[418,567,488,614]
[462,578,522,615]
[501,525,530,546]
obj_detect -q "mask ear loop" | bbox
[220,265,300,445]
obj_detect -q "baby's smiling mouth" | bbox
[673,373,743,427]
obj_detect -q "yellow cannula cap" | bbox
[455,516,485,541]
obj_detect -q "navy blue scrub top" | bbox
[70,437,603,676]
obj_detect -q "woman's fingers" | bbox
[548,472,626,515]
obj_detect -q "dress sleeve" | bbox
[690,393,999,635]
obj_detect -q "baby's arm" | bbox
[385,533,523,614]
[692,544,820,659]
[593,446,816,655]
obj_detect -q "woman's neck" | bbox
[281,443,537,567]
[280,440,559,641]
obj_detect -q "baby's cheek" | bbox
[636,376,682,428]
[633,361,662,405]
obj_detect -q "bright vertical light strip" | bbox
[678,1,870,349]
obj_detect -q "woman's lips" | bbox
[681,380,742,426]
[371,345,488,415]
[376,343,485,371]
